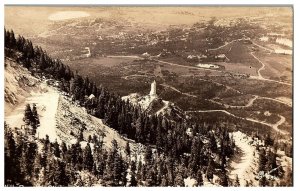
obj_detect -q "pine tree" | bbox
[196,169,203,186]
[48,159,69,186]
[144,145,152,165]
[265,133,273,146]
[130,172,138,186]
[210,134,217,152]
[161,175,168,186]
[79,130,84,141]
[4,126,21,185]
[53,140,61,158]
[174,172,185,186]
[31,103,40,130]
[23,104,33,126]
[125,142,131,157]
[219,171,229,187]
[205,157,214,182]
[83,143,94,171]
[259,176,268,187]
[60,141,68,159]
[259,148,267,172]
[234,174,240,187]
[33,153,42,183]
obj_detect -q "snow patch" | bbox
[184,177,197,187]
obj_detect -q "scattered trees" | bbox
[23,103,40,133]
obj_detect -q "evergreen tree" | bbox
[4,126,21,185]
[234,174,240,187]
[83,143,94,171]
[60,141,68,159]
[205,157,214,181]
[31,104,40,130]
[265,133,273,146]
[53,160,69,186]
[259,148,267,172]
[125,142,131,157]
[53,139,60,158]
[144,145,152,165]
[219,171,229,187]
[174,172,185,186]
[129,172,138,186]
[259,176,268,187]
[196,169,203,186]
[23,104,33,126]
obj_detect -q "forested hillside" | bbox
[4,28,291,187]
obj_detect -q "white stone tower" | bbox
[150,80,157,97]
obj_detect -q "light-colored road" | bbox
[122,74,149,80]
[250,52,265,79]
[229,131,256,186]
[245,114,287,135]
[209,94,292,109]
[107,55,141,59]
[153,59,223,73]
[186,110,288,135]
[5,83,61,142]
[209,95,259,109]
[207,39,240,51]
[186,109,241,118]
[257,96,292,107]
[160,83,197,98]
[250,52,292,86]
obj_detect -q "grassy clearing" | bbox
[220,94,254,105]
[216,62,257,76]
[69,56,137,68]
[209,76,292,99]
[254,52,292,83]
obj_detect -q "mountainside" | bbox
[4,57,146,159]
[4,57,148,186]
[4,28,293,187]
[4,58,40,114]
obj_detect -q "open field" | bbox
[209,76,292,99]
[253,52,292,83]
[218,94,255,106]
[216,62,257,76]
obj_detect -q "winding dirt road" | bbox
[250,52,292,86]
[185,110,288,135]
[209,95,259,109]
[160,83,197,98]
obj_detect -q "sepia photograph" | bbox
[3,4,293,187]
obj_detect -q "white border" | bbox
[1,0,298,191]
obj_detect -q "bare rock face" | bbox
[4,58,39,113]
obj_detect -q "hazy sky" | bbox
[5,6,293,36]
